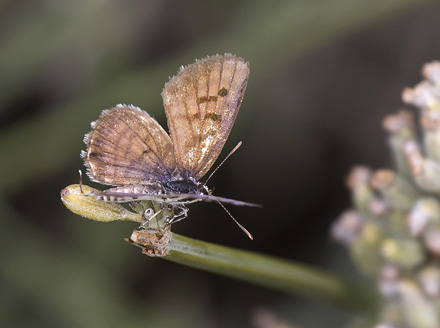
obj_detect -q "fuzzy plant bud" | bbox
[381,238,424,269]
[346,166,375,213]
[403,140,440,192]
[351,222,384,275]
[418,265,440,299]
[402,81,440,109]
[407,198,440,236]
[331,210,364,246]
[60,184,141,223]
[398,280,439,328]
[383,110,415,177]
[423,61,440,85]
[370,169,418,211]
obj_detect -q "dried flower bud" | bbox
[125,228,171,257]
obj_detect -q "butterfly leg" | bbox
[140,207,164,228]
[165,204,189,227]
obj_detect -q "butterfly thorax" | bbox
[163,178,205,195]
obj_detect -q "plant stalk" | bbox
[166,233,378,311]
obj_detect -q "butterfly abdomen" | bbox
[164,179,201,194]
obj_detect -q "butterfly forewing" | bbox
[83,105,176,186]
[162,54,250,180]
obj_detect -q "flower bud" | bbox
[407,198,440,236]
[418,265,440,299]
[370,169,418,211]
[398,280,439,328]
[404,140,440,192]
[60,184,141,223]
[381,239,424,269]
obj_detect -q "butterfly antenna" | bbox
[78,170,84,194]
[216,200,253,240]
[205,141,242,184]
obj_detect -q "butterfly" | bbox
[81,54,257,238]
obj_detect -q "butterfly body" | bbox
[163,178,203,195]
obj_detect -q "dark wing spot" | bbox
[205,113,222,122]
[197,95,218,105]
[218,87,228,97]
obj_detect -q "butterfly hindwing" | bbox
[83,105,176,186]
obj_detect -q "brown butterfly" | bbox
[81,54,257,238]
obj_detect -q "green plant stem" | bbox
[166,233,378,311]
[60,185,377,311]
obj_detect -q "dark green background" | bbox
[1,1,438,327]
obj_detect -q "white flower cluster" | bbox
[333,62,440,328]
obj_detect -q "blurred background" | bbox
[1,0,439,327]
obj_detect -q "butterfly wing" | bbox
[83,105,176,186]
[162,54,250,180]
